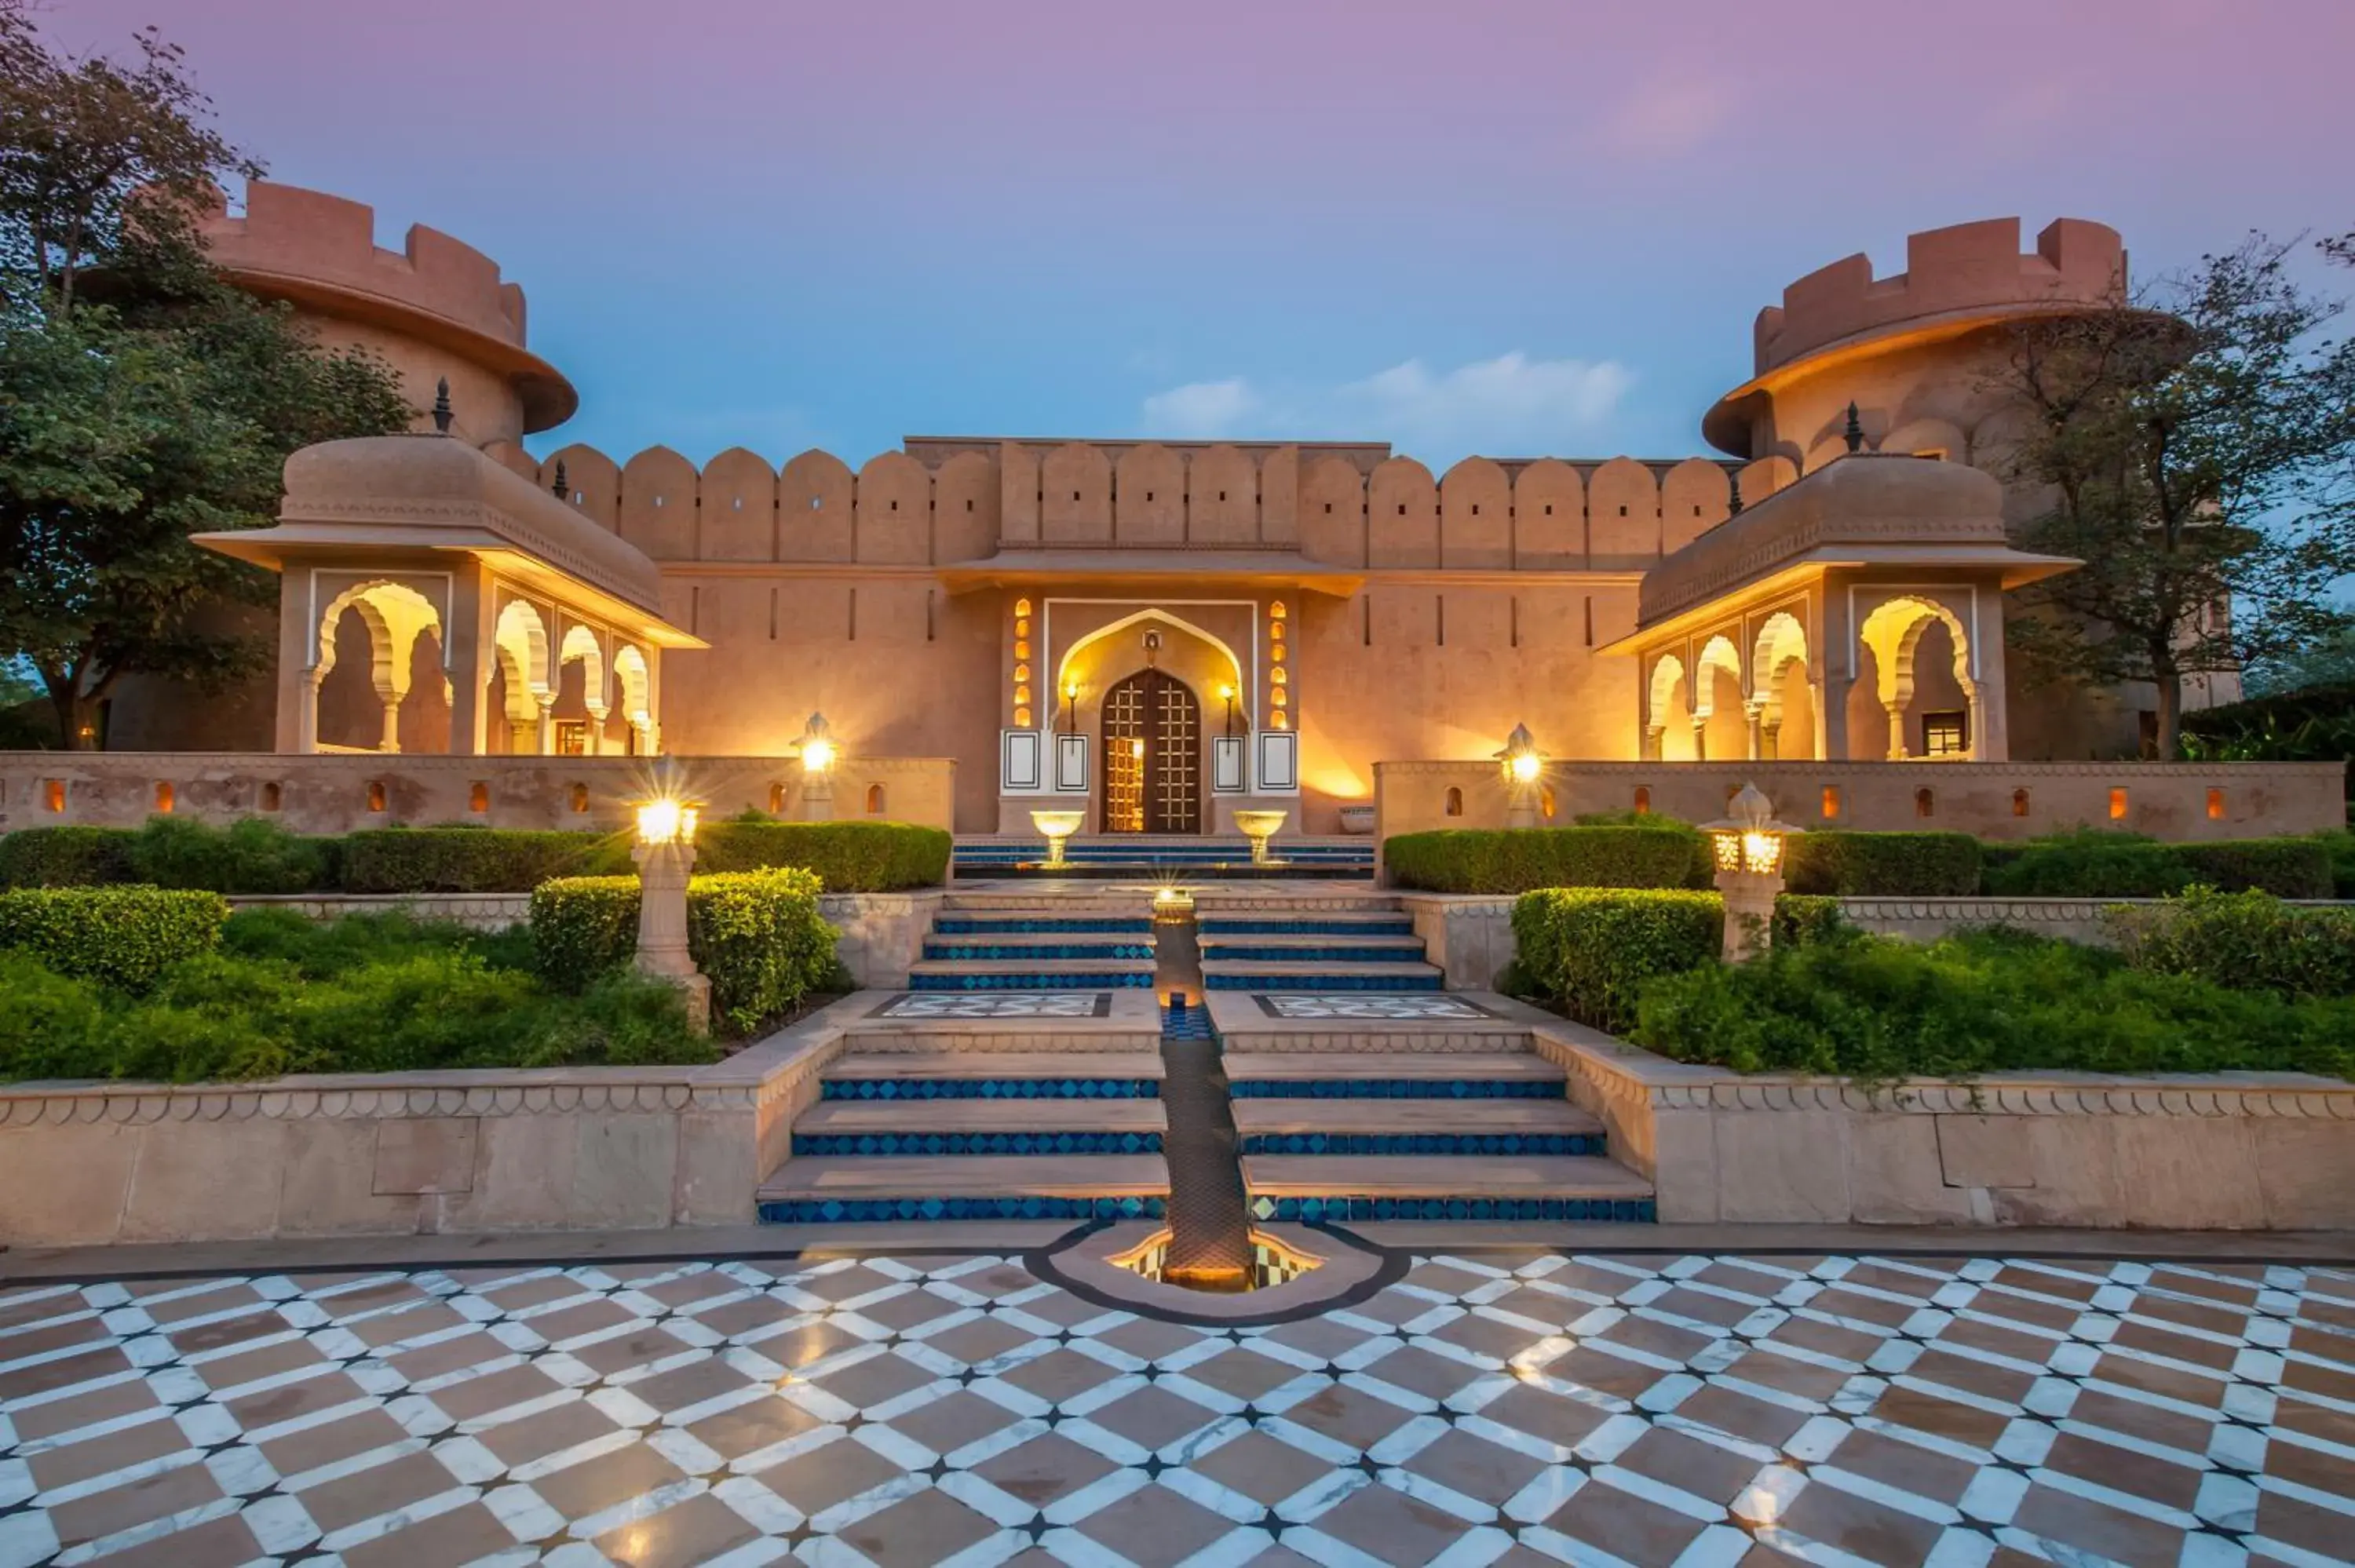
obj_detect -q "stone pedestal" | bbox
[632,837,710,1032]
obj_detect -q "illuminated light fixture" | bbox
[1495,723,1548,828]
[1031,809,1084,868]
[794,713,837,822]
[630,787,710,1030]
[1701,782,1802,961]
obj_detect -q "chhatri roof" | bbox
[193,435,702,648]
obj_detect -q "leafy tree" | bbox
[1991,232,2355,756]
[0,2,408,748]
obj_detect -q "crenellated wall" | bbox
[527,439,1788,571]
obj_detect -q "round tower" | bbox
[1703,217,2127,497]
[197,181,577,465]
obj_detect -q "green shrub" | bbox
[695,820,950,890]
[0,952,110,1081]
[531,866,838,1034]
[340,828,629,894]
[1387,826,1706,895]
[0,887,228,990]
[1772,895,1851,946]
[0,826,137,888]
[2175,839,2336,899]
[1633,926,2355,1081]
[1510,888,1721,1033]
[2106,888,2355,1001]
[1981,829,2189,898]
[125,815,336,894]
[1782,832,1981,896]
[2320,831,2355,899]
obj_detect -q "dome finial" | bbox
[431,377,454,435]
[1843,401,1864,453]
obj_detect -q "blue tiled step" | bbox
[1229,1078,1561,1099]
[910,969,1156,992]
[1197,940,1426,965]
[1198,917,1415,937]
[821,1077,1160,1100]
[1251,1195,1656,1223]
[762,1196,1168,1223]
[923,940,1156,961]
[1239,1132,1605,1157]
[797,1131,1164,1156]
[1243,1152,1656,1224]
[1201,964,1442,993]
[757,1153,1170,1226]
[933,917,1156,935]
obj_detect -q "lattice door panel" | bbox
[1102,680,1148,833]
[1149,677,1199,833]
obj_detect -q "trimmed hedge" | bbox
[1783,832,1982,897]
[2,818,950,895]
[531,866,837,1034]
[1510,888,1721,1033]
[1771,895,1850,947]
[1982,830,2335,899]
[1387,826,1707,895]
[696,820,950,891]
[2105,888,2355,1001]
[340,828,631,894]
[0,826,137,888]
[0,887,229,990]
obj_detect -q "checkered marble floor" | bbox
[4,1250,2353,1566]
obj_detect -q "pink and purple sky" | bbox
[44,0,2355,467]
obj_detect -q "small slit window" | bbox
[1914,787,1934,819]
[866,783,886,815]
[1633,786,1651,815]
[768,782,786,814]
[1443,786,1465,818]
[469,782,490,813]
[152,781,173,814]
[1820,786,1841,820]
[259,782,282,813]
[1539,786,1557,821]
[569,782,590,814]
[2012,788,2031,818]
[42,779,64,812]
[367,781,387,813]
[2109,787,2129,820]
[2207,786,2225,821]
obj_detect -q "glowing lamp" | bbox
[634,797,699,846]
[1701,782,1802,960]
[795,713,836,775]
[1494,723,1547,826]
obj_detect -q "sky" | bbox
[39,0,2355,470]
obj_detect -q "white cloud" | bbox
[1137,352,1634,462]
[1140,377,1261,439]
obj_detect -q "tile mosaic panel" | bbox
[1252,994,1498,1021]
[4,1251,2353,1566]
[872,993,1113,1019]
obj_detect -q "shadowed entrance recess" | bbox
[1101,668,1201,833]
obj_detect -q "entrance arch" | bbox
[1100,669,1202,833]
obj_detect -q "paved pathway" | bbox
[3,1248,2352,1566]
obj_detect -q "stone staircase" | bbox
[1196,899,1444,993]
[1226,1048,1656,1224]
[953,833,1375,879]
[907,890,1159,991]
[756,1049,1170,1223]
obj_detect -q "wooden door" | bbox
[1100,669,1202,833]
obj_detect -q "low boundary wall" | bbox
[0,994,882,1249]
[1513,1005,2355,1230]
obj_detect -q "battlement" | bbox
[1752,217,2126,375]
[199,181,529,350]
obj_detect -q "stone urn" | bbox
[1231,808,1289,866]
[1030,810,1086,867]
[1337,804,1377,836]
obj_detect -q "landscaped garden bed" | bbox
[0,870,845,1083]
[1504,884,2355,1080]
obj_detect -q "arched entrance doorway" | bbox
[1101,669,1201,833]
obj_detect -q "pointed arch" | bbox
[1858,595,1978,760]
[1054,607,1244,698]
[1692,635,1743,717]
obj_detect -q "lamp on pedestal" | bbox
[1701,782,1800,961]
[632,795,710,1032]
[794,712,836,822]
[1495,723,1546,829]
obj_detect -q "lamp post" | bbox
[794,712,836,822]
[1218,682,1238,738]
[632,796,710,1032]
[1062,681,1079,735]
[1495,723,1546,829]
[1701,782,1799,961]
